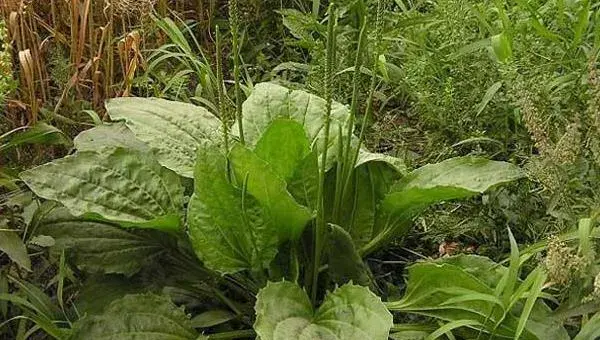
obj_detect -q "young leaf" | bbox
[236,82,351,167]
[491,32,512,63]
[288,150,320,210]
[0,230,31,271]
[187,144,278,274]
[190,309,236,328]
[20,148,184,231]
[327,224,372,286]
[37,207,165,276]
[74,122,150,153]
[106,97,222,177]
[230,144,313,241]
[71,294,198,340]
[254,281,392,340]
[363,157,523,254]
[476,81,503,117]
[254,119,311,180]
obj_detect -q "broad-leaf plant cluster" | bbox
[11,81,535,339]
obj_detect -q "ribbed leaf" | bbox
[75,276,147,315]
[187,144,278,274]
[37,207,165,276]
[237,82,350,167]
[363,157,523,254]
[20,148,184,231]
[230,144,313,241]
[74,122,150,152]
[72,294,198,340]
[327,224,372,286]
[106,97,222,177]
[254,281,392,340]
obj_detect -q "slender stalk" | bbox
[332,16,368,222]
[229,0,244,144]
[350,0,386,178]
[216,26,229,154]
[312,0,320,18]
[311,3,337,306]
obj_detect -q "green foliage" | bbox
[236,82,351,167]
[363,157,524,254]
[254,281,392,340]
[106,97,222,178]
[37,206,165,276]
[0,123,71,153]
[71,294,198,339]
[0,19,16,105]
[20,148,184,231]
[8,78,522,338]
[388,255,568,339]
[187,142,279,274]
[0,230,31,272]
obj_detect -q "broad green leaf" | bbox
[187,144,278,274]
[327,224,372,286]
[355,150,407,174]
[254,281,392,340]
[37,206,165,276]
[72,294,198,340]
[237,82,351,167]
[20,148,184,231]
[106,97,222,177]
[74,122,150,152]
[363,157,523,254]
[278,9,322,46]
[0,122,71,152]
[230,144,313,241]
[254,119,311,180]
[288,150,320,210]
[75,275,147,315]
[0,230,31,271]
[387,255,569,340]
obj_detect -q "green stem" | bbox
[215,26,229,155]
[312,0,320,18]
[311,3,337,306]
[348,0,385,182]
[333,17,368,222]
[229,0,245,144]
[207,329,256,339]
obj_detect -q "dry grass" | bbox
[0,0,224,129]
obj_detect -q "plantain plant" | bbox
[9,3,526,339]
[10,81,524,339]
